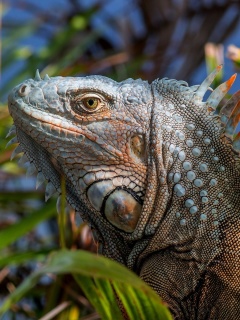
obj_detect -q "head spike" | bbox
[206,74,237,110]
[34,69,42,81]
[45,182,57,201]
[6,125,16,138]
[219,91,240,125]
[36,171,45,189]
[26,162,36,176]
[225,99,240,138]
[43,74,50,80]
[219,90,240,126]
[18,154,29,166]
[233,132,240,153]
[195,65,222,100]
[11,145,23,160]
[6,136,18,148]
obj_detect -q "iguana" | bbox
[7,66,240,319]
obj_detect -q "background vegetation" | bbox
[1,0,240,319]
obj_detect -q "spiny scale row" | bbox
[6,126,68,214]
[34,69,50,81]
[157,65,240,156]
[197,67,239,150]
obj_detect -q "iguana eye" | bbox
[82,97,99,110]
[75,93,106,113]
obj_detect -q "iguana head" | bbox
[8,68,240,267]
[8,72,154,263]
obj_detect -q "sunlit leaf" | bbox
[0,250,172,320]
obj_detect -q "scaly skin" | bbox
[8,69,240,319]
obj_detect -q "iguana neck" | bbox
[132,78,240,270]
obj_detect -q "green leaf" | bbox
[0,249,51,268]
[2,23,37,49]
[70,15,87,30]
[0,250,172,320]
[75,275,118,320]
[0,201,56,250]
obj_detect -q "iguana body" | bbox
[8,67,240,319]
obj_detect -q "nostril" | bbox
[18,84,30,97]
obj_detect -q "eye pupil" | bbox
[84,97,98,109]
[88,99,94,106]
